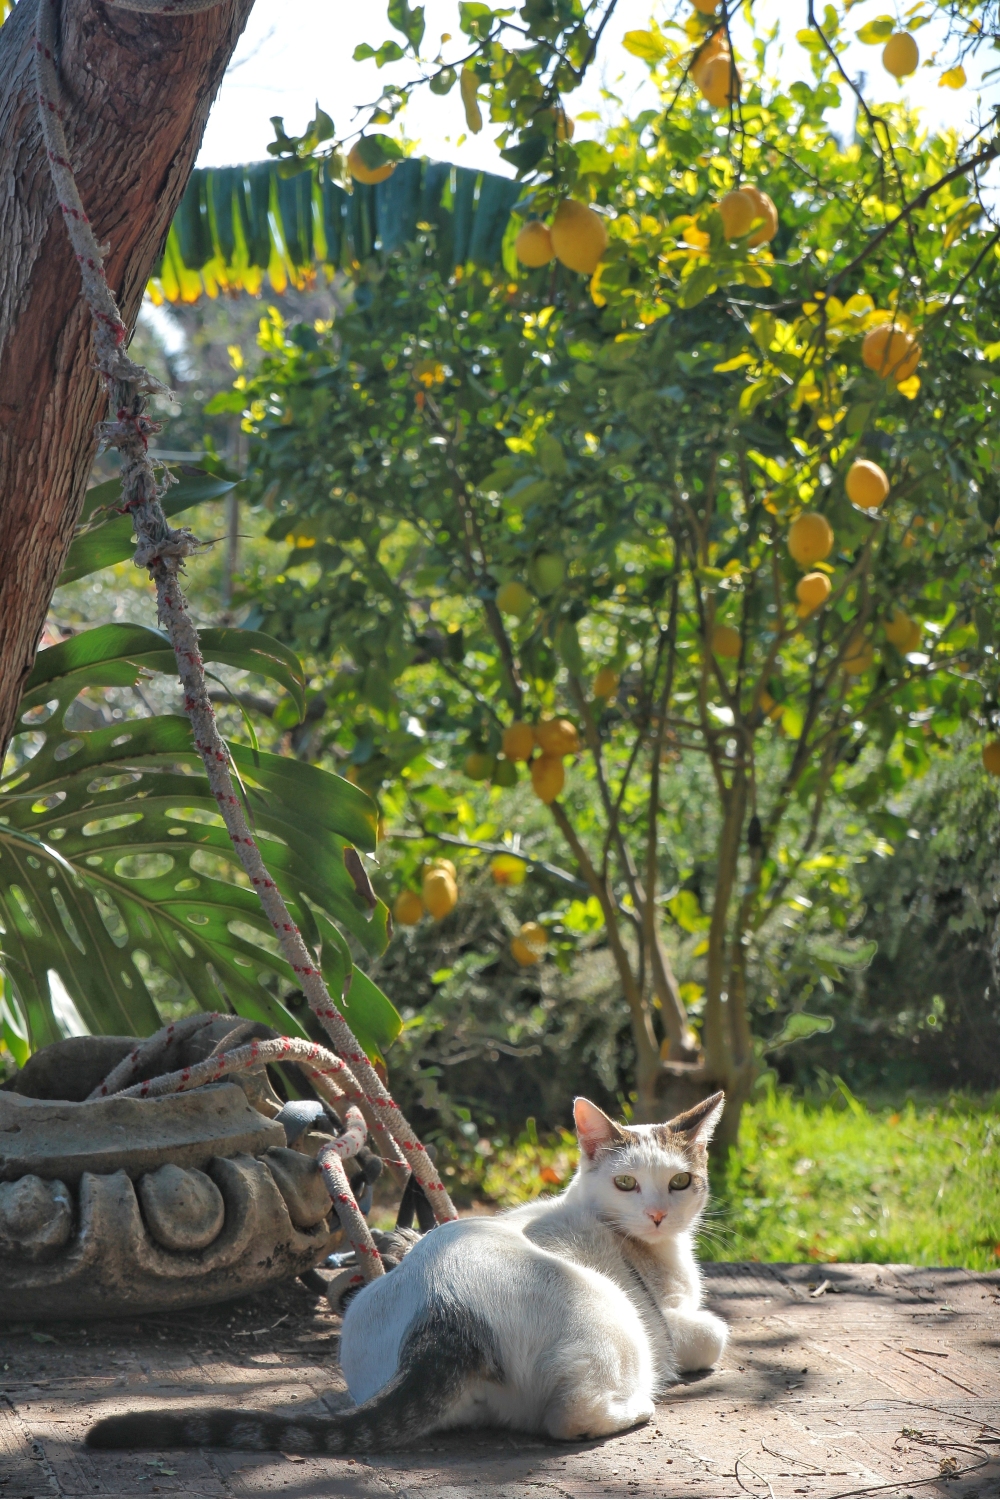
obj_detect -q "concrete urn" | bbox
[0,1020,346,1321]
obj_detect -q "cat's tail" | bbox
[86,1306,502,1454]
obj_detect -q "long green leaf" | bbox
[22,624,306,720]
[60,471,236,585]
[151,158,524,305]
[1,679,394,1054]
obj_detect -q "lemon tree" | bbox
[231,9,1000,1142]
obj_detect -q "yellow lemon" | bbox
[718,189,755,240]
[699,53,739,107]
[464,751,495,781]
[491,853,527,886]
[493,755,518,788]
[982,741,1000,776]
[842,635,874,675]
[711,624,742,659]
[497,580,533,617]
[846,459,890,510]
[347,143,396,185]
[427,858,456,879]
[788,512,834,567]
[883,32,919,78]
[515,221,555,269]
[692,32,728,87]
[550,200,608,275]
[862,324,920,382]
[690,0,719,11]
[531,754,565,804]
[529,552,566,595]
[502,721,536,763]
[534,718,580,756]
[422,868,458,920]
[593,666,620,699]
[742,185,778,247]
[513,921,548,964]
[393,889,424,927]
[796,572,832,612]
[884,609,920,653]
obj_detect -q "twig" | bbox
[735,1451,775,1500]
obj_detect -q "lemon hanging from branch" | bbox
[550,201,608,275]
[846,460,890,510]
[393,889,424,926]
[788,513,834,567]
[883,32,919,78]
[347,138,397,185]
[515,221,554,268]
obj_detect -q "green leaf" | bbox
[765,1012,835,1050]
[574,141,614,177]
[59,471,236,586]
[387,0,425,48]
[341,960,403,1063]
[1,690,385,1049]
[809,938,877,969]
[622,29,667,63]
[855,16,895,42]
[678,265,718,310]
[666,889,710,933]
[22,624,306,721]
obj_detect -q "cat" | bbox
[87,1091,728,1454]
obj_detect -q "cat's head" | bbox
[570,1093,724,1244]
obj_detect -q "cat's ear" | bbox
[574,1097,628,1158]
[664,1091,725,1146]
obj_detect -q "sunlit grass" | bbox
[430,1088,1000,1270]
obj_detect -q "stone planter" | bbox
[0,1027,345,1321]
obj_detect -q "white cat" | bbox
[88,1092,727,1453]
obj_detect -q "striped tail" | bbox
[87,1306,502,1454]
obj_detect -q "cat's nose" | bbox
[646,1209,666,1226]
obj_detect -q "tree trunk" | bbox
[0,0,254,758]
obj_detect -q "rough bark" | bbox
[0,0,254,758]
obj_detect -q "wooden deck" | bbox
[1,1262,997,1498]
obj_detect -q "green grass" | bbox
[430,1088,1000,1270]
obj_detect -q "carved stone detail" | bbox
[263,1147,335,1230]
[0,1036,348,1321]
[138,1164,225,1252]
[0,1174,72,1262]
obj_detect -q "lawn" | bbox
[426,1086,1000,1270]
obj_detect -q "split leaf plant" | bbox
[0,472,400,1061]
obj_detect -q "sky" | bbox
[195,0,998,179]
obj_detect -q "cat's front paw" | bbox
[666,1309,728,1373]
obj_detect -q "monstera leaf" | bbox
[0,623,400,1059]
[59,470,237,586]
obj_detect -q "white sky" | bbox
[196,0,997,177]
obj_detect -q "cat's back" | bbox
[340,1213,643,1407]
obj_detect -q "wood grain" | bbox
[0,0,253,756]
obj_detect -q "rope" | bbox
[85,1011,224,1100]
[33,0,457,1243]
[114,1036,385,1277]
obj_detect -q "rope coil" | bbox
[33,0,457,1283]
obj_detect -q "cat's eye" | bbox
[669,1172,692,1191]
[613,1174,638,1192]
